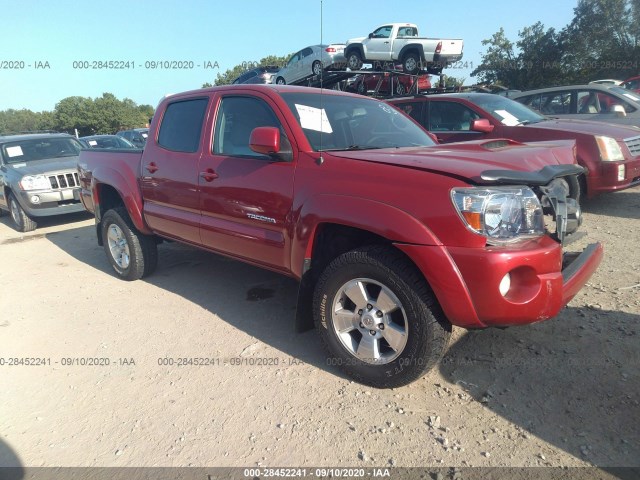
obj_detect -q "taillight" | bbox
[435,41,442,54]
[325,47,336,53]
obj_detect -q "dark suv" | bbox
[0,132,85,231]
[231,66,280,84]
[115,128,148,148]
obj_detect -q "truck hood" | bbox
[347,37,367,44]
[526,118,640,139]
[7,155,80,176]
[329,139,576,184]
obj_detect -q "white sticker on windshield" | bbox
[88,140,98,146]
[295,104,333,133]
[12,163,27,168]
[6,146,24,157]
[141,133,148,138]
[494,109,520,126]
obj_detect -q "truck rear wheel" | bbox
[313,245,451,388]
[402,53,420,74]
[8,193,37,232]
[101,207,157,280]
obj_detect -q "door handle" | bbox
[200,169,219,182]
[146,162,158,174]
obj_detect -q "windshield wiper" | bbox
[515,120,531,126]
[319,145,383,152]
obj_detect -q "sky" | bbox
[0,0,579,112]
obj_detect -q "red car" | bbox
[349,69,431,96]
[78,85,601,388]
[389,93,640,197]
[622,75,640,93]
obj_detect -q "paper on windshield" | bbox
[295,104,333,133]
[6,146,24,158]
[88,140,98,146]
[494,109,520,126]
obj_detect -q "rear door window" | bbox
[158,98,209,153]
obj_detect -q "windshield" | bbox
[83,136,136,149]
[610,86,640,102]
[281,92,436,151]
[472,95,546,126]
[1,137,82,164]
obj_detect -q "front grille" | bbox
[624,135,640,157]
[48,172,80,189]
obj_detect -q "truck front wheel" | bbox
[313,245,451,388]
[346,51,364,70]
[101,207,158,281]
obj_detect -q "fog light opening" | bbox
[618,165,626,181]
[499,273,511,297]
[30,195,40,204]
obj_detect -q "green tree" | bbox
[470,28,516,85]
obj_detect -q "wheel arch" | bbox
[345,44,366,62]
[399,44,425,63]
[292,195,444,332]
[91,169,150,245]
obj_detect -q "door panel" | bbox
[198,95,295,271]
[140,97,209,244]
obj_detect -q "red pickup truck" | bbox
[78,85,603,388]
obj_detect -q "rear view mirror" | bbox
[471,118,495,133]
[611,105,627,117]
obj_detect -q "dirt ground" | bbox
[0,188,638,476]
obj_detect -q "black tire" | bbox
[395,82,407,96]
[312,60,323,77]
[313,245,451,388]
[8,193,37,232]
[356,80,367,95]
[101,207,158,281]
[347,51,363,70]
[402,53,420,74]
[275,76,286,85]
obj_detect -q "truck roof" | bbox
[166,84,367,101]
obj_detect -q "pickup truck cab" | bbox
[345,23,464,74]
[78,85,602,388]
[0,132,85,231]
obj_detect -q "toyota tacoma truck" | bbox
[345,23,464,74]
[78,85,602,388]
[0,132,86,231]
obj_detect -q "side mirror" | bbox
[250,126,281,155]
[611,104,627,117]
[368,33,374,39]
[470,118,495,133]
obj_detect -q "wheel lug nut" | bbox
[367,304,373,310]
[378,324,385,330]
[376,311,383,318]
[358,309,363,315]
[359,323,364,328]
[370,330,376,336]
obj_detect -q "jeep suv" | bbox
[0,132,85,231]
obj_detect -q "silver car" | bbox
[512,84,640,128]
[272,44,346,85]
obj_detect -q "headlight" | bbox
[451,187,544,244]
[595,136,624,161]
[20,175,51,191]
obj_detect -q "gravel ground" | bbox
[0,189,638,476]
